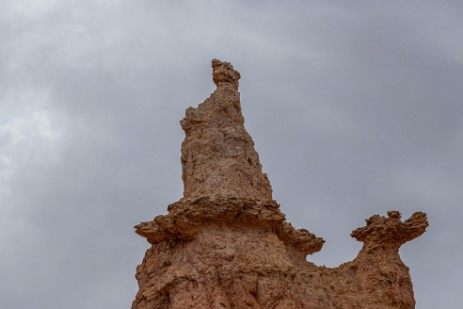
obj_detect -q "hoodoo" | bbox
[132,60,428,309]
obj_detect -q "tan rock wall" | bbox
[132,60,427,309]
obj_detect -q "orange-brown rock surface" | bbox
[132,60,428,309]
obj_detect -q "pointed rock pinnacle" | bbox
[180,59,272,202]
[135,60,323,254]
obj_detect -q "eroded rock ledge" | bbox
[132,60,428,309]
[135,197,324,255]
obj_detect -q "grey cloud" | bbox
[1,1,462,308]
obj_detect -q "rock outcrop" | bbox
[132,60,428,309]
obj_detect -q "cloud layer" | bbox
[1,1,462,308]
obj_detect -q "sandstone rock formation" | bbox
[132,60,428,309]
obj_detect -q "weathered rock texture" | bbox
[132,60,428,309]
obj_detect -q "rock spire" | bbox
[180,59,272,202]
[132,60,428,309]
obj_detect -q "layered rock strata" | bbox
[132,60,428,309]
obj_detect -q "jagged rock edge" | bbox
[135,197,324,255]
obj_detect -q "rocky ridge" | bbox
[132,60,428,309]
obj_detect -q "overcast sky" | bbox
[1,1,462,308]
